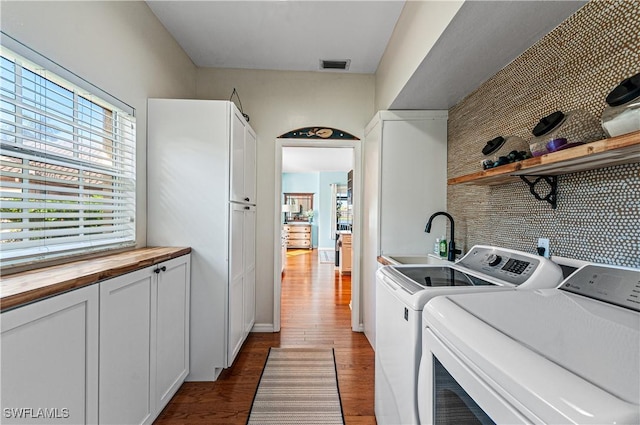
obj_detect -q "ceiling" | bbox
[146,0,586,170]
[147,0,585,110]
[146,1,405,74]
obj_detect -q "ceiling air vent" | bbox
[320,59,351,71]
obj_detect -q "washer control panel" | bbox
[561,264,640,312]
[502,258,530,275]
[457,245,552,286]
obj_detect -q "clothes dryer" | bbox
[418,263,640,424]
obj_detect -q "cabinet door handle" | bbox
[244,197,250,202]
[154,266,167,274]
[154,268,161,274]
[245,206,250,210]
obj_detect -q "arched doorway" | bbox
[273,128,362,333]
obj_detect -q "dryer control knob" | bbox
[487,254,502,267]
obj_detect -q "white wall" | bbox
[1,1,197,247]
[196,68,374,327]
[375,0,463,110]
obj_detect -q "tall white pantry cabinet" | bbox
[147,99,257,381]
[361,110,448,348]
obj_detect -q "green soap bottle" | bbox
[439,237,447,257]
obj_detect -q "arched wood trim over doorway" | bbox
[278,127,360,140]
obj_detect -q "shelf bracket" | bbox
[519,175,558,209]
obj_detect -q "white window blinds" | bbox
[0,45,136,267]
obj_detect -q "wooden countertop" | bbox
[0,246,191,312]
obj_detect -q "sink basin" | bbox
[387,255,431,264]
[385,254,449,265]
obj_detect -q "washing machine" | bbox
[418,263,640,424]
[374,245,563,425]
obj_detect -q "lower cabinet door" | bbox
[228,272,245,366]
[99,268,154,425]
[244,267,256,334]
[228,204,245,367]
[243,207,256,334]
[154,256,191,413]
[1,285,99,425]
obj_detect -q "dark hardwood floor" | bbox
[155,248,376,424]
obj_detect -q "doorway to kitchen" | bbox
[274,139,362,333]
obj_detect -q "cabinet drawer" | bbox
[283,224,310,233]
[287,239,311,248]
[288,233,310,240]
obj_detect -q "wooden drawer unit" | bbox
[283,224,312,249]
[338,233,352,275]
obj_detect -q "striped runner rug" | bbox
[247,347,345,425]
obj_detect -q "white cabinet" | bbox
[231,108,257,204]
[99,255,190,425]
[0,254,189,425]
[361,111,448,348]
[147,99,257,381]
[1,285,99,425]
[228,203,256,363]
[99,268,153,425]
[243,206,256,335]
[153,256,191,413]
[338,233,352,275]
[244,121,257,204]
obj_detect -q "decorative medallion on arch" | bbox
[278,127,359,140]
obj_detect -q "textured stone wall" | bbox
[447,0,639,267]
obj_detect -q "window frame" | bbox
[1,34,136,270]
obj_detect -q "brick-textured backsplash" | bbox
[447,0,640,267]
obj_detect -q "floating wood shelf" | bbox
[448,130,640,186]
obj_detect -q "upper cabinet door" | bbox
[230,107,257,204]
[230,108,246,203]
[244,126,257,204]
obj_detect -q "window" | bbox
[0,43,136,268]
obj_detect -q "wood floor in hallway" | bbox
[155,248,376,424]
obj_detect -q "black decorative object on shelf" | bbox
[229,87,250,122]
[482,136,506,155]
[278,127,359,140]
[482,150,531,170]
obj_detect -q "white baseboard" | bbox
[251,323,275,333]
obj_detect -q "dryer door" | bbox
[418,329,532,424]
